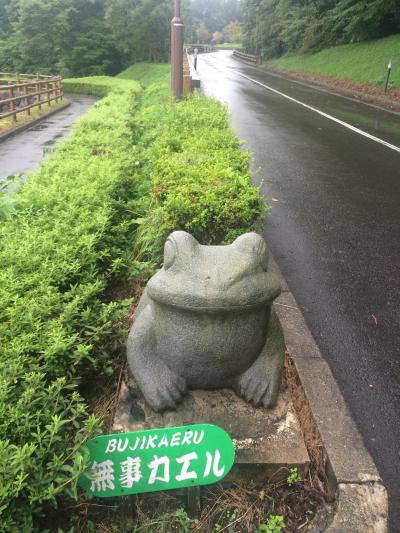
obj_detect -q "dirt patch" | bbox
[63,476,327,532]
[266,67,400,112]
[284,355,329,494]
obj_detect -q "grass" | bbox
[117,62,170,86]
[216,43,244,50]
[267,34,400,88]
[0,99,65,133]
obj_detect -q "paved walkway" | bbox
[0,94,96,180]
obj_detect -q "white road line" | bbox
[231,70,400,154]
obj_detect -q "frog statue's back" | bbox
[127,231,285,412]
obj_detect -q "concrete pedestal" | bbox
[113,378,309,483]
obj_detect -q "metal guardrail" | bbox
[185,44,216,54]
[233,50,260,64]
[0,72,63,123]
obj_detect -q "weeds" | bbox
[67,476,325,532]
[0,174,21,218]
[286,467,302,487]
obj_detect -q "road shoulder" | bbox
[270,258,388,532]
[260,64,400,114]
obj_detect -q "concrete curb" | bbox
[270,259,388,532]
[0,100,71,144]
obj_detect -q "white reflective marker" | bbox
[230,69,400,154]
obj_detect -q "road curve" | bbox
[198,50,400,530]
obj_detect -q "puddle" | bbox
[30,123,49,131]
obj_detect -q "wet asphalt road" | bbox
[198,50,400,529]
[0,94,96,180]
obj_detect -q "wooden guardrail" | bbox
[0,72,63,123]
[233,50,260,64]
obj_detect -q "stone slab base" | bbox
[113,379,309,483]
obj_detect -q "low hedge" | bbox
[129,82,266,263]
[0,70,265,530]
[62,75,138,97]
[0,78,141,531]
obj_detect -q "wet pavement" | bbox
[0,94,97,180]
[199,50,400,530]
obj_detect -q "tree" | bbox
[223,20,242,43]
[241,0,400,58]
[60,0,122,77]
[212,31,224,44]
[185,0,242,43]
[10,0,67,73]
[196,22,210,43]
[105,0,173,62]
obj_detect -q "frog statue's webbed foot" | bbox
[139,359,187,412]
[234,309,285,408]
[129,342,187,412]
[127,298,187,412]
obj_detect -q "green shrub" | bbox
[0,68,265,531]
[0,79,141,531]
[63,75,140,96]
[132,90,266,261]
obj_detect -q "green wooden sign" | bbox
[78,424,235,497]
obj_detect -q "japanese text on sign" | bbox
[78,424,235,497]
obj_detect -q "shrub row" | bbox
[63,75,137,97]
[130,83,266,265]
[0,70,265,531]
[0,78,141,531]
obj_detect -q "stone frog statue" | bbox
[127,231,285,412]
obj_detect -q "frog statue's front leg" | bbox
[127,290,187,412]
[234,308,285,408]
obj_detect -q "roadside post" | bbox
[384,58,392,94]
[171,0,184,100]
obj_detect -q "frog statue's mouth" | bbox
[147,231,282,312]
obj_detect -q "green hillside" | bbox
[267,34,400,88]
[117,63,170,86]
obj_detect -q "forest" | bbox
[1,0,399,80]
[0,0,242,76]
[241,0,400,59]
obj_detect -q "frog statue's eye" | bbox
[163,239,176,270]
[235,233,269,271]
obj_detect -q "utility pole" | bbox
[171,0,184,100]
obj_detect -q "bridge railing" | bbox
[0,72,63,123]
